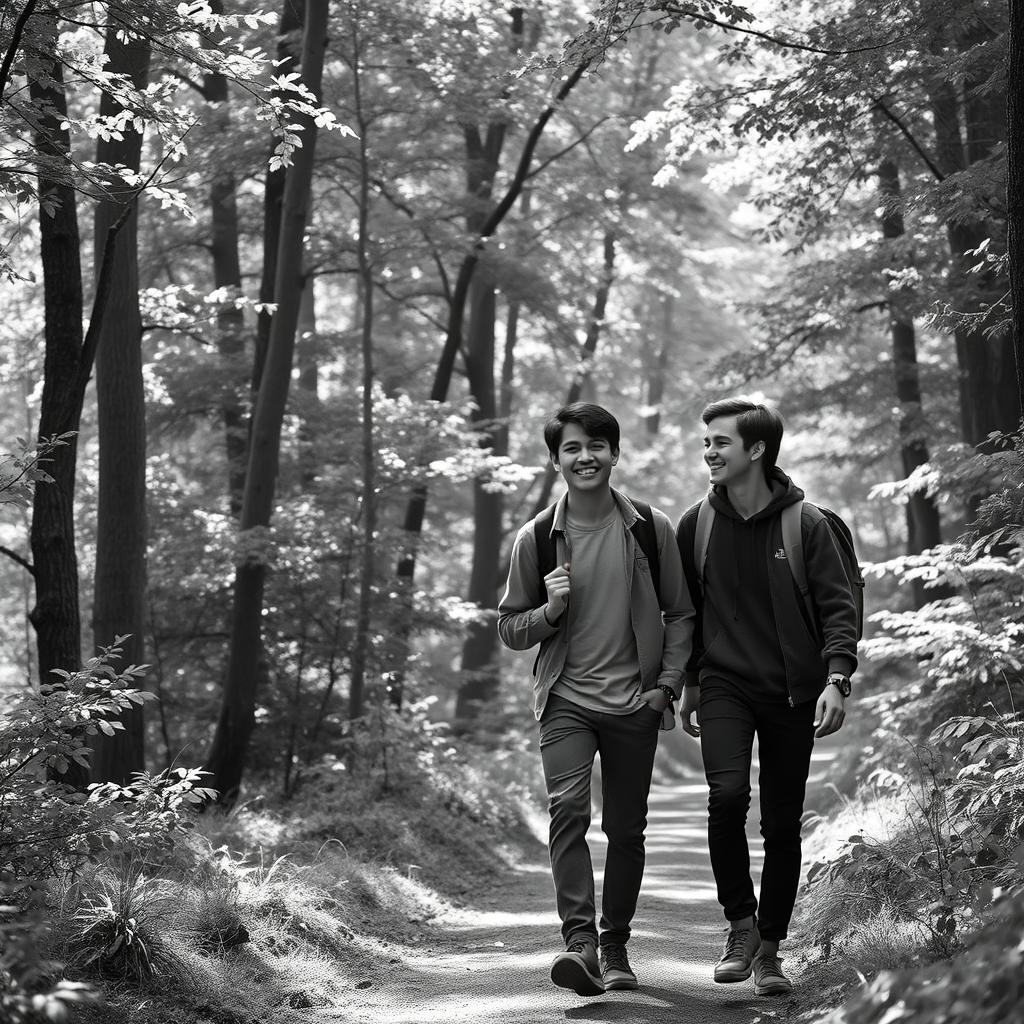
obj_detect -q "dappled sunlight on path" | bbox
[335,775,785,1023]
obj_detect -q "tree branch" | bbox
[658,3,905,56]
[0,545,35,576]
[0,0,38,99]
[526,116,612,181]
[873,97,945,182]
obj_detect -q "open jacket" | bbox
[676,468,858,705]
[497,488,695,724]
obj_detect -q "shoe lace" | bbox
[756,953,786,979]
[567,938,594,955]
[602,944,629,971]
[723,927,753,959]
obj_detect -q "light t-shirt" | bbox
[550,509,641,714]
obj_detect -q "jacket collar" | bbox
[548,486,642,535]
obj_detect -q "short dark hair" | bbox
[543,402,620,456]
[701,397,784,475]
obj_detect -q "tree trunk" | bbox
[455,274,504,720]
[205,0,330,805]
[296,260,320,491]
[930,39,1021,446]
[453,110,508,722]
[878,159,946,607]
[644,293,672,436]
[205,0,247,518]
[90,12,151,785]
[388,58,591,714]
[393,61,591,591]
[348,17,377,722]
[254,0,305,396]
[1006,0,1024,413]
[27,15,85,691]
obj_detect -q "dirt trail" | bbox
[337,771,813,1024]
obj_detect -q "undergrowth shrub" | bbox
[0,877,98,1024]
[803,431,1024,967]
[822,886,1024,1024]
[56,861,190,985]
[1,643,218,1017]
[285,697,538,872]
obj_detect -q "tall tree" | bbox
[90,5,152,784]
[393,52,591,697]
[878,157,946,606]
[205,0,331,804]
[25,13,87,690]
[1010,0,1024,411]
[453,9,519,719]
[204,0,248,517]
[929,26,1020,447]
[346,0,378,722]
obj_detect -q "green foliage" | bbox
[0,878,98,1024]
[61,862,188,984]
[803,433,1024,972]
[822,887,1024,1024]
[0,434,75,513]
[0,644,215,1017]
[0,644,155,879]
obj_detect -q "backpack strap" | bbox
[533,504,558,583]
[535,498,662,603]
[783,500,832,636]
[693,496,715,591]
[627,499,661,602]
[781,501,808,599]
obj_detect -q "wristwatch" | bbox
[825,673,852,698]
[656,685,676,706]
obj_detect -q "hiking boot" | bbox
[551,937,605,996]
[713,923,761,983]
[753,951,793,996]
[600,943,638,990]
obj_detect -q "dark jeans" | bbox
[699,679,816,943]
[538,693,661,948]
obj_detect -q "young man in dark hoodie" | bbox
[675,398,858,996]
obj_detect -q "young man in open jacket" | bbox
[497,403,694,997]
[675,398,858,996]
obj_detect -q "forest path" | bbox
[334,746,839,1024]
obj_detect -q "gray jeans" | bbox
[538,693,661,948]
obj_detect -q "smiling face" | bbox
[703,414,764,488]
[553,422,618,495]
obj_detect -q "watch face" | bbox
[829,676,851,696]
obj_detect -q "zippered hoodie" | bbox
[676,469,858,705]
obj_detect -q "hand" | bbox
[813,685,846,738]
[680,684,701,738]
[639,687,671,714]
[543,561,571,623]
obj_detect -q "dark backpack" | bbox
[534,499,662,603]
[693,497,864,640]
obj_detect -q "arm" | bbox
[675,506,705,689]
[496,522,561,652]
[675,506,703,737]
[805,513,857,738]
[651,508,695,698]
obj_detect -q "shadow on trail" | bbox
[340,776,784,1023]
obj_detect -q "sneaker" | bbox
[713,923,761,983]
[551,937,605,996]
[753,951,793,996]
[600,943,638,990]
